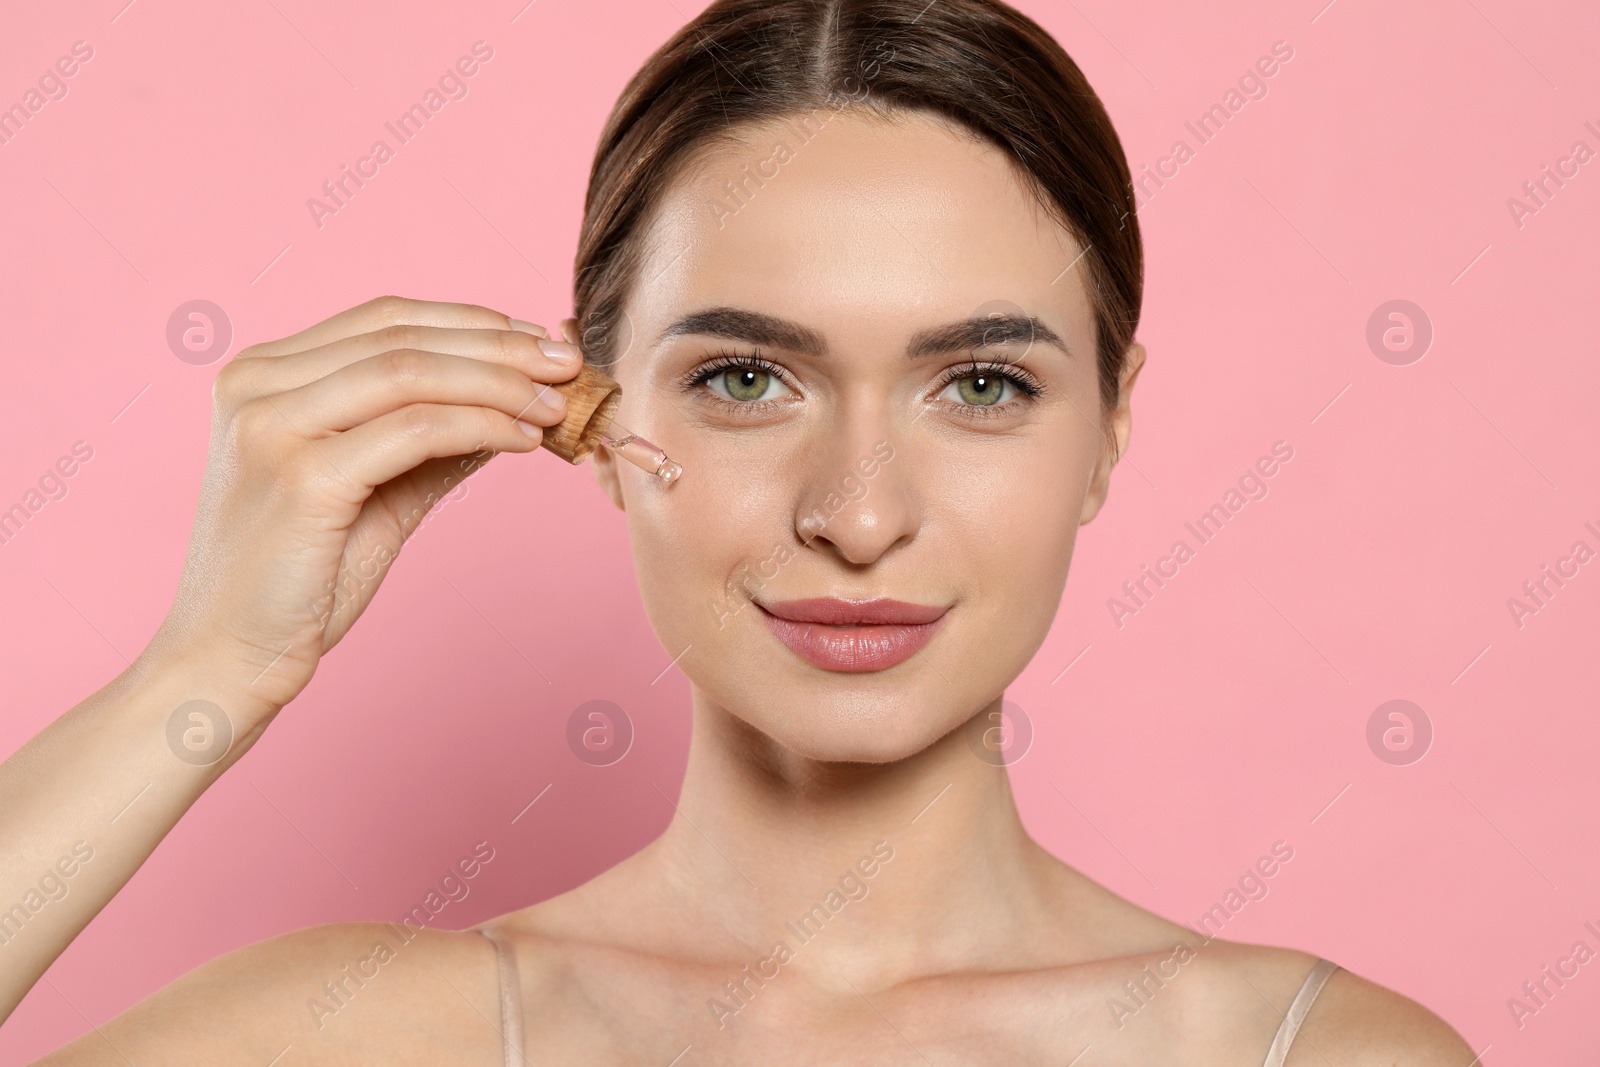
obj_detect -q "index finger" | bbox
[241,295,547,359]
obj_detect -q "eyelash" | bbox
[680,347,1046,419]
[934,357,1047,418]
[680,349,793,416]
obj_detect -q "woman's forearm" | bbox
[0,649,276,1024]
[1,296,576,1032]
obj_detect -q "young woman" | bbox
[4,0,1475,1062]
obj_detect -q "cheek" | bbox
[622,446,788,651]
[953,454,1081,579]
[939,426,1093,655]
[1006,474,1083,620]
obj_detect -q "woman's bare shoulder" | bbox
[29,921,503,1066]
[1079,928,1474,1066]
[1045,865,1476,1064]
[1282,956,1478,1067]
[1172,938,1475,1066]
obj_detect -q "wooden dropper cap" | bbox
[540,362,623,464]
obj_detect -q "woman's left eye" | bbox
[937,370,1023,408]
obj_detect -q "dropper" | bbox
[597,426,683,483]
[537,360,684,484]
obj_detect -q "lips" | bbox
[756,597,950,672]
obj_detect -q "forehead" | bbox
[628,109,1094,349]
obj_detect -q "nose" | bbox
[793,422,915,566]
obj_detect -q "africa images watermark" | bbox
[0,439,95,549]
[304,839,498,1030]
[1106,839,1296,1029]
[709,439,897,630]
[706,38,898,230]
[0,841,96,949]
[1505,118,1600,230]
[1506,917,1600,1030]
[1125,39,1295,219]
[1504,516,1600,630]
[0,39,95,149]
[305,40,495,230]
[311,447,488,634]
[705,839,896,1030]
[1106,440,1295,629]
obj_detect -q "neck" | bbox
[632,688,1071,991]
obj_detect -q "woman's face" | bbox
[590,108,1140,764]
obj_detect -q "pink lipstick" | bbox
[757,597,949,672]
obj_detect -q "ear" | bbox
[1080,341,1146,526]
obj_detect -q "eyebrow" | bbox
[654,307,1071,360]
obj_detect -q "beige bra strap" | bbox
[1261,958,1339,1067]
[479,925,527,1067]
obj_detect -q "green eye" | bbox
[719,367,775,402]
[953,372,1010,406]
[940,374,1017,412]
[690,352,795,405]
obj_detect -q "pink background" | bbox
[2,0,1596,1060]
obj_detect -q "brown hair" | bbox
[573,0,1142,414]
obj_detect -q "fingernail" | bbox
[535,383,568,414]
[516,418,541,438]
[537,338,580,364]
[509,319,549,338]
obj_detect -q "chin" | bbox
[773,732,932,766]
[738,694,967,766]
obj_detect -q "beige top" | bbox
[476,926,1337,1066]
[1262,957,1340,1066]
[479,925,527,1067]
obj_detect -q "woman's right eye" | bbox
[704,365,793,403]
